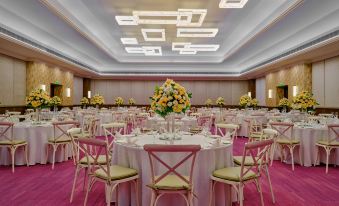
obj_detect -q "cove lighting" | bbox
[141,29,165,41]
[120,38,138,45]
[66,88,71,97]
[172,42,220,54]
[125,46,162,56]
[268,89,273,99]
[293,86,298,97]
[41,84,46,91]
[87,91,91,99]
[219,0,249,8]
[116,9,207,27]
[248,92,251,98]
[177,28,218,37]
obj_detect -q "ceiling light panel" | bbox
[116,9,207,27]
[141,29,165,41]
[120,38,138,45]
[172,42,220,54]
[177,28,219,37]
[125,46,162,56]
[219,0,249,8]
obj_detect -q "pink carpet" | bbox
[0,138,339,206]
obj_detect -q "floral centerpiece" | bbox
[80,97,89,106]
[50,96,62,112]
[239,95,252,108]
[115,97,124,106]
[205,98,213,107]
[292,91,318,111]
[26,88,51,108]
[216,97,225,107]
[150,79,192,118]
[278,98,290,112]
[91,94,105,109]
[128,98,136,106]
[251,98,259,108]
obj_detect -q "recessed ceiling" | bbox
[0,0,339,77]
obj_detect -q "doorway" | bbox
[276,85,288,104]
[50,83,62,97]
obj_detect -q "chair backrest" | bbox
[0,122,15,142]
[239,139,274,181]
[51,121,79,142]
[67,128,82,164]
[325,124,339,144]
[0,115,9,122]
[269,122,294,141]
[245,118,262,136]
[223,113,237,124]
[143,144,201,189]
[77,138,110,179]
[197,115,212,129]
[215,123,239,141]
[102,122,126,148]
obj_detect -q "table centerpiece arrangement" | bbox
[80,97,89,109]
[90,94,105,110]
[278,97,291,113]
[128,98,136,106]
[115,97,124,108]
[292,90,318,112]
[25,88,51,123]
[50,96,61,113]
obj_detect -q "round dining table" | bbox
[0,121,72,166]
[111,133,234,206]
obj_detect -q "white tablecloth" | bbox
[112,134,233,206]
[0,122,72,166]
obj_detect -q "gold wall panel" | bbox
[265,64,312,106]
[26,62,74,105]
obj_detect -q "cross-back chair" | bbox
[215,123,239,142]
[79,138,139,206]
[209,139,274,206]
[46,121,79,169]
[0,122,28,173]
[143,144,201,206]
[102,122,126,149]
[269,122,302,171]
[315,124,339,173]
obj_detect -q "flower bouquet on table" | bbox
[239,95,252,108]
[26,88,51,109]
[205,98,213,107]
[128,98,136,106]
[91,94,105,109]
[216,97,225,107]
[251,98,259,108]
[278,98,290,112]
[80,97,89,108]
[292,91,318,112]
[115,97,124,107]
[50,96,62,112]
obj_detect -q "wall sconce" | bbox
[268,89,273,99]
[41,84,46,91]
[248,92,251,98]
[293,86,298,97]
[87,91,91,98]
[66,88,71,97]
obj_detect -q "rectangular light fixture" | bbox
[120,38,138,45]
[66,88,71,97]
[87,91,91,99]
[177,28,218,37]
[268,89,273,99]
[116,9,207,27]
[41,84,46,91]
[141,29,165,41]
[219,0,249,8]
[172,42,219,54]
[293,86,298,97]
[248,92,251,98]
[125,46,162,56]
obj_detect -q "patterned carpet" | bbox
[0,138,338,206]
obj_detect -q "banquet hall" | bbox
[0,0,339,205]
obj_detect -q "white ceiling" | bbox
[0,0,339,77]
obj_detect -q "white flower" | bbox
[167,102,173,107]
[173,100,178,105]
[168,96,173,100]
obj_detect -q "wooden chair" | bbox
[143,144,201,206]
[215,123,239,141]
[269,122,302,171]
[46,121,79,169]
[209,139,274,206]
[79,138,139,206]
[0,122,28,173]
[315,124,339,174]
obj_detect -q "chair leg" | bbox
[314,146,320,166]
[115,184,119,206]
[270,142,276,166]
[24,145,29,167]
[83,167,88,191]
[134,179,140,206]
[70,166,80,203]
[10,147,16,173]
[325,147,330,174]
[150,190,156,206]
[208,180,214,206]
[45,144,49,164]
[84,176,94,206]
[239,184,244,206]
[256,178,265,206]
[52,144,58,170]
[290,146,295,171]
[299,145,303,166]
[265,165,275,203]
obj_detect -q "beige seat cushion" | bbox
[276,138,300,144]
[148,175,190,190]
[317,140,339,146]
[0,139,27,145]
[233,156,263,166]
[213,167,256,182]
[79,155,109,164]
[48,136,71,143]
[94,165,138,181]
[73,132,91,138]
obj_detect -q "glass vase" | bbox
[36,108,41,123]
[53,105,58,113]
[165,113,175,134]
